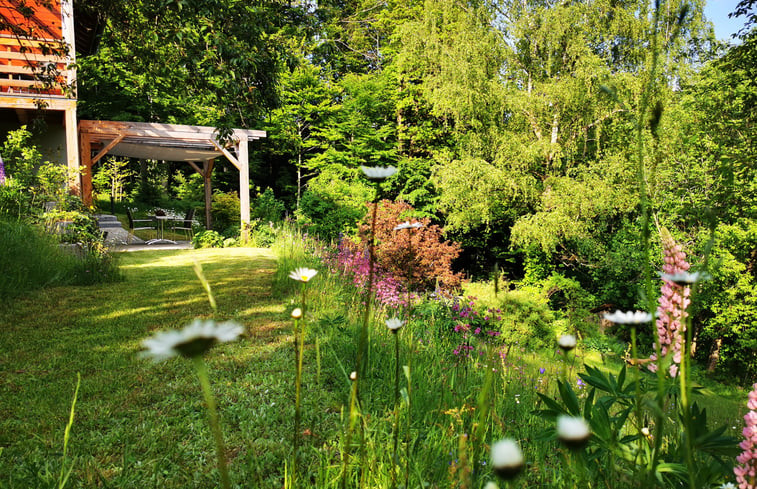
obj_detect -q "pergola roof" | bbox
[78,120,266,163]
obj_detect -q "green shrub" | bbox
[211,191,241,231]
[464,281,556,349]
[297,166,373,241]
[173,171,205,202]
[251,221,276,247]
[1,126,68,216]
[193,230,225,248]
[694,221,757,380]
[253,188,286,223]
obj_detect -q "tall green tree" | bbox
[266,58,339,209]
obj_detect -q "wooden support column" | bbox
[237,134,250,242]
[188,159,215,230]
[65,106,79,195]
[79,132,93,206]
[203,159,214,230]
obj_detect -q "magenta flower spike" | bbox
[734,383,757,489]
[648,231,691,377]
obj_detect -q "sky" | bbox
[704,0,746,41]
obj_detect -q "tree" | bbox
[267,57,339,209]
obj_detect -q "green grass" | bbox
[0,248,338,488]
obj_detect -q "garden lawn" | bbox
[0,248,332,489]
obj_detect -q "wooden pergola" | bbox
[78,120,266,235]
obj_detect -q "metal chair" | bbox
[171,208,196,241]
[126,208,155,243]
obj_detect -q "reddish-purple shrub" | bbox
[351,200,464,292]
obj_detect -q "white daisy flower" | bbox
[720,483,737,489]
[360,165,397,180]
[393,221,423,231]
[291,308,303,319]
[659,270,711,285]
[557,334,577,352]
[603,310,654,324]
[557,415,591,448]
[490,438,524,480]
[141,319,244,361]
[385,317,405,332]
[288,267,318,283]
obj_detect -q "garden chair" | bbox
[126,208,155,243]
[171,208,196,241]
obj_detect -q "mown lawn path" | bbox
[0,248,305,488]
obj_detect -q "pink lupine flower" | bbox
[649,230,691,377]
[735,383,757,489]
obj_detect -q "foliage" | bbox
[0,218,120,300]
[210,191,241,233]
[537,365,739,489]
[76,0,288,130]
[694,221,757,380]
[172,171,205,204]
[0,219,75,300]
[92,157,133,202]
[297,166,374,241]
[1,127,69,216]
[252,188,286,223]
[193,230,225,249]
[464,282,557,350]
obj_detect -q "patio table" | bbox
[146,216,177,245]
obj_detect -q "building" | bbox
[0,0,79,190]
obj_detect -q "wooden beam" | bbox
[210,138,241,170]
[90,134,125,165]
[237,134,250,242]
[0,95,75,110]
[0,36,65,46]
[0,65,42,74]
[0,51,65,62]
[0,79,63,89]
[187,160,204,176]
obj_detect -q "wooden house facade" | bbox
[0,0,79,190]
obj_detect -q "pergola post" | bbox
[65,106,79,194]
[79,132,92,206]
[204,159,214,230]
[236,133,250,242]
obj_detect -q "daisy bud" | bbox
[557,415,591,449]
[490,438,524,480]
[349,371,357,381]
[557,334,577,352]
[291,308,303,319]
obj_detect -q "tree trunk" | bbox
[707,337,722,372]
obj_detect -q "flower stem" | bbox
[392,332,401,488]
[193,357,231,489]
[293,284,308,487]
